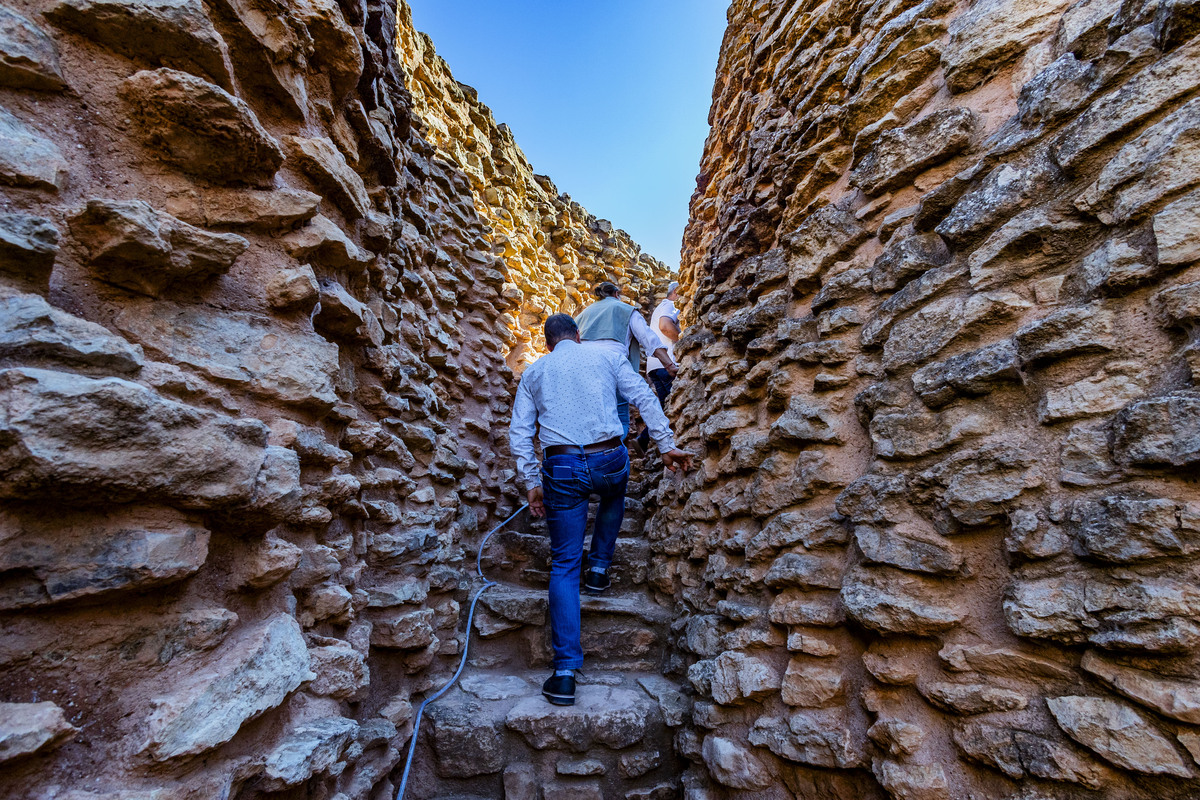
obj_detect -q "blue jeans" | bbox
[541,444,630,669]
[616,396,630,438]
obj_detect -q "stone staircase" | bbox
[402,501,687,800]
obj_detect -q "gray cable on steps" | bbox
[394,502,530,800]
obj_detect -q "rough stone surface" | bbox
[0,702,76,764]
[0,7,65,90]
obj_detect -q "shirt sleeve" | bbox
[630,311,670,364]
[509,373,541,489]
[611,355,676,453]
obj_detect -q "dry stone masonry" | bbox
[0,0,670,798]
[656,0,1200,797]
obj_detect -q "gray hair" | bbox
[667,281,679,295]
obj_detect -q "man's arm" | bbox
[658,316,681,344]
[630,311,675,372]
[508,375,541,490]
[611,356,693,472]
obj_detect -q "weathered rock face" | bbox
[0,1,667,798]
[656,0,1200,797]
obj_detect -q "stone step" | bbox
[410,669,685,800]
[470,584,672,672]
[480,530,651,590]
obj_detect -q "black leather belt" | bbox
[544,436,622,457]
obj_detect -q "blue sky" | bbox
[407,0,729,270]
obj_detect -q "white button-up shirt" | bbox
[509,340,677,489]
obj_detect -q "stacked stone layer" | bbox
[0,1,665,799]
[655,0,1200,797]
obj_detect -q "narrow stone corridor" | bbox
[2,0,1200,797]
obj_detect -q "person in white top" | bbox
[637,282,683,452]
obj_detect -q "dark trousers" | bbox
[636,369,674,451]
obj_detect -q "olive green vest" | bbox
[575,297,640,371]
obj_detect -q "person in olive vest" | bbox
[574,282,677,438]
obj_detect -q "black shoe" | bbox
[583,569,611,595]
[542,673,576,706]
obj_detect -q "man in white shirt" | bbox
[510,313,691,706]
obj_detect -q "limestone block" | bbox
[967,208,1093,289]
[144,614,313,761]
[937,149,1061,244]
[1047,696,1191,776]
[285,135,371,219]
[0,213,59,286]
[851,108,978,195]
[1072,494,1198,562]
[45,0,231,88]
[282,214,371,268]
[115,302,339,410]
[503,765,538,800]
[769,397,842,445]
[1005,572,1200,652]
[0,702,77,764]
[921,682,1028,715]
[952,721,1109,787]
[1113,391,1200,466]
[1158,279,1200,325]
[1083,650,1200,724]
[943,0,1076,91]
[69,199,248,296]
[884,291,1029,371]
[870,230,950,291]
[1055,0,1123,54]
[1154,187,1200,265]
[1053,36,1200,171]
[315,280,384,345]
[292,0,361,97]
[763,552,842,590]
[267,264,320,311]
[841,566,965,634]
[781,661,845,707]
[710,651,782,705]
[204,0,308,115]
[939,643,1074,679]
[0,367,285,507]
[701,735,771,790]
[119,68,284,186]
[1075,97,1200,223]
[781,199,869,291]
[0,106,68,190]
[369,609,434,649]
[867,720,925,756]
[505,686,656,751]
[168,188,320,231]
[0,505,208,609]
[0,7,65,90]
[873,760,950,800]
[1039,363,1150,423]
[911,339,1021,408]
[260,717,358,789]
[1079,236,1160,294]
[237,533,302,589]
[0,291,143,374]
[748,710,866,769]
[869,406,995,459]
[854,524,964,575]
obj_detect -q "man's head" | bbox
[667,281,680,301]
[594,282,621,300]
[544,313,580,351]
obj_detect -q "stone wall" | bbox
[655,0,1200,798]
[395,6,671,368]
[0,1,665,798]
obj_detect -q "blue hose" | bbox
[394,503,529,800]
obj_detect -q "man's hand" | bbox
[527,486,545,518]
[661,449,693,473]
[665,362,679,378]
